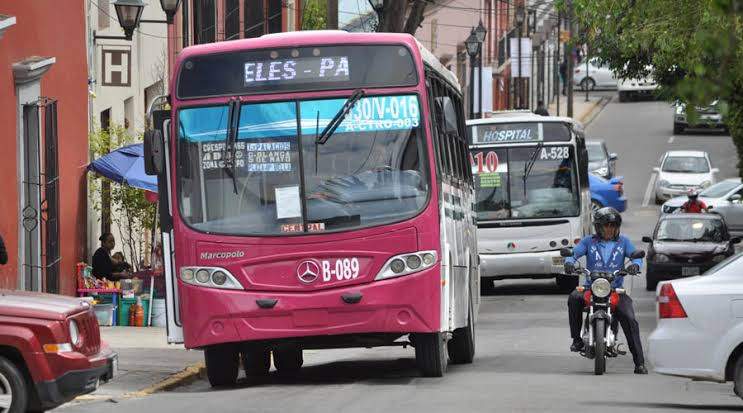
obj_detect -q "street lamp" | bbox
[94,0,181,42]
[159,0,181,24]
[515,5,526,109]
[474,20,487,118]
[465,29,481,118]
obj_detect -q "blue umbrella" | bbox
[87,143,158,193]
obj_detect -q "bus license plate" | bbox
[682,267,700,276]
[552,257,564,265]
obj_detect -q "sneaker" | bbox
[570,339,585,352]
[634,364,648,374]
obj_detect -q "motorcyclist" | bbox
[680,190,707,213]
[564,207,648,374]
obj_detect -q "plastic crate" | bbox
[118,297,150,327]
[94,304,115,326]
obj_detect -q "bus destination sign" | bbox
[244,56,350,86]
[469,122,571,144]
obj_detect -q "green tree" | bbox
[301,0,327,30]
[89,124,157,270]
[570,0,743,173]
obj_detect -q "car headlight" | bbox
[591,278,612,298]
[69,320,80,346]
[700,181,712,188]
[712,254,727,263]
[654,253,671,263]
[662,205,674,213]
[376,251,437,280]
[675,105,685,115]
[658,180,669,189]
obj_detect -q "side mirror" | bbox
[609,153,618,161]
[732,238,742,245]
[653,167,660,172]
[560,247,573,257]
[144,129,164,175]
[641,236,653,243]
[731,194,742,202]
[629,250,646,259]
[712,168,720,174]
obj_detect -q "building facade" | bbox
[0,2,89,295]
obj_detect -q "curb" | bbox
[126,362,206,397]
[578,95,612,126]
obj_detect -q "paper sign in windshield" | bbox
[201,141,293,172]
[275,186,302,219]
[478,173,502,188]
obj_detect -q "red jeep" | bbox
[0,290,117,412]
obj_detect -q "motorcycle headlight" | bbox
[591,278,612,298]
[712,254,727,263]
[654,253,671,263]
[69,320,80,346]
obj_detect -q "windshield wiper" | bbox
[522,141,544,198]
[316,89,366,145]
[223,98,241,194]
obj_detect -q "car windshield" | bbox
[662,156,709,173]
[656,218,726,242]
[701,180,740,198]
[176,94,428,235]
[587,143,606,162]
[470,145,580,220]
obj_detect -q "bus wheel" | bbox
[241,345,271,377]
[414,332,448,377]
[204,344,239,387]
[448,295,475,364]
[273,347,303,374]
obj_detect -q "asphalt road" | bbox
[60,94,743,413]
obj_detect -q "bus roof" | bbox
[466,115,584,129]
[175,30,459,91]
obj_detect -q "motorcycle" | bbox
[560,248,645,375]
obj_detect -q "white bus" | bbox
[466,114,592,292]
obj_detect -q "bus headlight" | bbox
[376,251,438,280]
[591,278,611,298]
[180,267,244,290]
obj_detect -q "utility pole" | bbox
[327,0,338,29]
[566,0,574,118]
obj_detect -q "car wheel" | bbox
[580,78,596,91]
[0,355,29,413]
[733,353,743,399]
[673,123,684,135]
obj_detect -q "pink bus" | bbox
[144,31,479,385]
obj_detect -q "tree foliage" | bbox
[301,0,327,30]
[375,0,429,35]
[570,0,743,174]
[89,125,157,270]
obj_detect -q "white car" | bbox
[654,150,718,204]
[661,178,743,214]
[649,252,743,399]
[617,76,658,102]
[573,58,617,91]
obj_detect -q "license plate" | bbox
[552,257,564,265]
[682,267,700,276]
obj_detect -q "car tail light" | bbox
[658,283,687,319]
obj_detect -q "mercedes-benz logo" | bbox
[297,260,320,284]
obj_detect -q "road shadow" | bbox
[483,279,570,297]
[587,401,743,411]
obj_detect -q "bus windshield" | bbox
[176,94,428,235]
[469,145,580,220]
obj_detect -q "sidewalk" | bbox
[548,92,608,124]
[61,327,203,408]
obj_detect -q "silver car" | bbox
[661,178,743,236]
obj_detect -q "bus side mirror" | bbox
[144,129,164,175]
[642,236,653,243]
[560,248,573,257]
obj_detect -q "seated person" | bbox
[92,233,130,281]
[112,251,132,273]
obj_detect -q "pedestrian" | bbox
[559,59,567,95]
[534,100,550,116]
[0,232,7,265]
[92,233,130,281]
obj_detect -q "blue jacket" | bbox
[565,234,643,288]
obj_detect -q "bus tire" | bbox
[448,295,475,364]
[273,347,303,374]
[414,332,448,377]
[241,345,271,377]
[204,344,239,387]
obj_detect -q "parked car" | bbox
[573,58,617,90]
[661,178,742,215]
[642,213,739,290]
[654,150,718,204]
[648,252,743,400]
[589,173,626,213]
[673,100,727,134]
[617,75,658,102]
[587,139,617,179]
[0,290,117,412]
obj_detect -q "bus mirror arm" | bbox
[144,129,163,175]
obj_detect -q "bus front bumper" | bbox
[179,268,441,349]
[480,251,565,279]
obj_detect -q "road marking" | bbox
[668,136,675,143]
[642,172,657,207]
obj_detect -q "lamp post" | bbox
[475,20,487,118]
[515,5,525,109]
[94,0,181,42]
[465,29,481,119]
[367,0,384,30]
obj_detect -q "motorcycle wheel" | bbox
[594,319,606,376]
